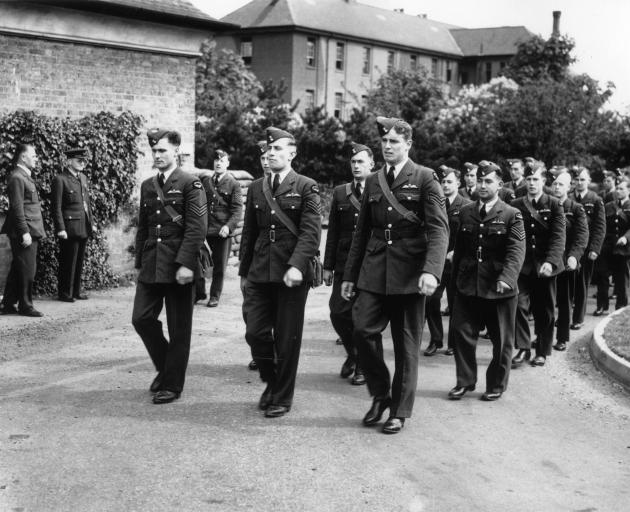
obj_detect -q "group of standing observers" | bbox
[2,116,629,436]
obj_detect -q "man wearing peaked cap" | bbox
[132,128,208,405]
[460,162,479,201]
[447,159,525,401]
[323,141,376,386]
[424,165,471,357]
[342,116,449,434]
[51,145,95,302]
[239,126,321,418]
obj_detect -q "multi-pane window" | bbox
[485,62,492,82]
[335,42,345,71]
[362,47,371,75]
[410,54,418,71]
[306,37,316,67]
[305,89,315,110]
[387,51,395,73]
[334,92,343,118]
[240,38,252,66]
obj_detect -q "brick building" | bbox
[215,0,533,118]
[0,0,234,289]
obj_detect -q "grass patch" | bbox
[603,309,630,362]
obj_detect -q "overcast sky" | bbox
[191,0,630,112]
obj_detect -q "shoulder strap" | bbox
[377,168,421,224]
[262,175,299,237]
[152,175,183,226]
[345,183,362,211]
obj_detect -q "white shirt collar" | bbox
[17,164,31,177]
[271,168,292,184]
[159,168,175,183]
[386,159,408,180]
[480,195,499,212]
[214,171,227,182]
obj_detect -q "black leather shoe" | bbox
[58,295,75,303]
[258,385,273,410]
[149,372,163,393]
[570,322,583,330]
[264,404,290,418]
[423,342,441,356]
[351,371,366,386]
[340,357,356,378]
[448,384,475,400]
[511,349,531,368]
[206,297,219,307]
[481,391,502,401]
[382,417,405,434]
[444,348,454,356]
[73,293,88,300]
[531,355,546,366]
[152,390,180,404]
[19,308,43,317]
[553,342,567,352]
[593,309,608,317]
[362,396,391,426]
[0,304,18,315]
[248,359,258,371]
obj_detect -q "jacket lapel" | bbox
[274,169,297,197]
[390,160,412,190]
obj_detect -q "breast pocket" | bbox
[395,191,421,203]
[278,196,302,211]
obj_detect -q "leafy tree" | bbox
[505,34,576,84]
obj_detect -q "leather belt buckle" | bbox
[269,229,276,242]
[384,229,391,241]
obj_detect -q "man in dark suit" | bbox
[551,171,588,351]
[568,167,605,329]
[594,177,630,314]
[459,162,479,200]
[511,162,566,368]
[447,161,525,401]
[199,149,242,308]
[342,117,449,434]
[0,143,46,317]
[239,127,321,418]
[132,129,207,404]
[323,142,375,386]
[424,166,470,356]
[51,147,94,302]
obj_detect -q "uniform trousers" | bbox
[556,270,576,343]
[244,281,309,408]
[515,273,557,356]
[572,257,593,324]
[58,237,87,298]
[2,238,38,311]
[206,235,232,300]
[132,281,195,393]
[596,254,630,310]
[451,293,516,393]
[425,270,453,348]
[353,290,424,418]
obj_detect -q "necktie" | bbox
[468,188,473,197]
[272,173,280,193]
[214,174,220,188]
[531,199,537,209]
[575,194,582,203]
[445,198,451,210]
[386,166,395,187]
[355,182,362,198]
[480,204,487,218]
[157,172,165,188]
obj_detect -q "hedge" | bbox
[0,110,144,295]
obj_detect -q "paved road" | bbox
[1,263,629,511]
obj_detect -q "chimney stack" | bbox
[552,11,561,37]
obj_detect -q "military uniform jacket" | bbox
[560,198,588,264]
[201,172,243,237]
[452,199,525,299]
[343,160,449,295]
[569,190,605,255]
[498,186,516,204]
[446,193,471,254]
[51,169,93,239]
[506,179,527,198]
[602,199,630,257]
[0,166,45,239]
[323,182,362,276]
[135,168,207,283]
[238,169,321,283]
[459,186,479,201]
[511,194,566,276]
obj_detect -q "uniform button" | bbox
[354,213,358,217]
[271,210,275,214]
[480,223,484,227]
[156,210,161,214]
[387,240,392,245]
[387,224,392,228]
[157,238,161,242]
[291,206,295,209]
[388,206,392,211]
[271,225,275,229]
[156,224,161,228]
[479,234,483,238]
[531,223,534,227]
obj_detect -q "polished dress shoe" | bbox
[362,396,391,426]
[553,341,567,351]
[248,359,258,371]
[258,385,273,410]
[58,295,75,303]
[448,384,475,400]
[73,293,88,300]
[423,342,441,357]
[570,322,583,330]
[19,308,43,317]
[206,297,219,308]
[481,391,502,401]
[340,357,356,378]
[351,370,366,386]
[511,349,531,368]
[0,304,18,315]
[444,348,454,356]
[382,417,405,434]
[149,373,163,393]
[264,404,290,418]
[531,355,546,366]
[152,390,180,404]
[593,309,608,317]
